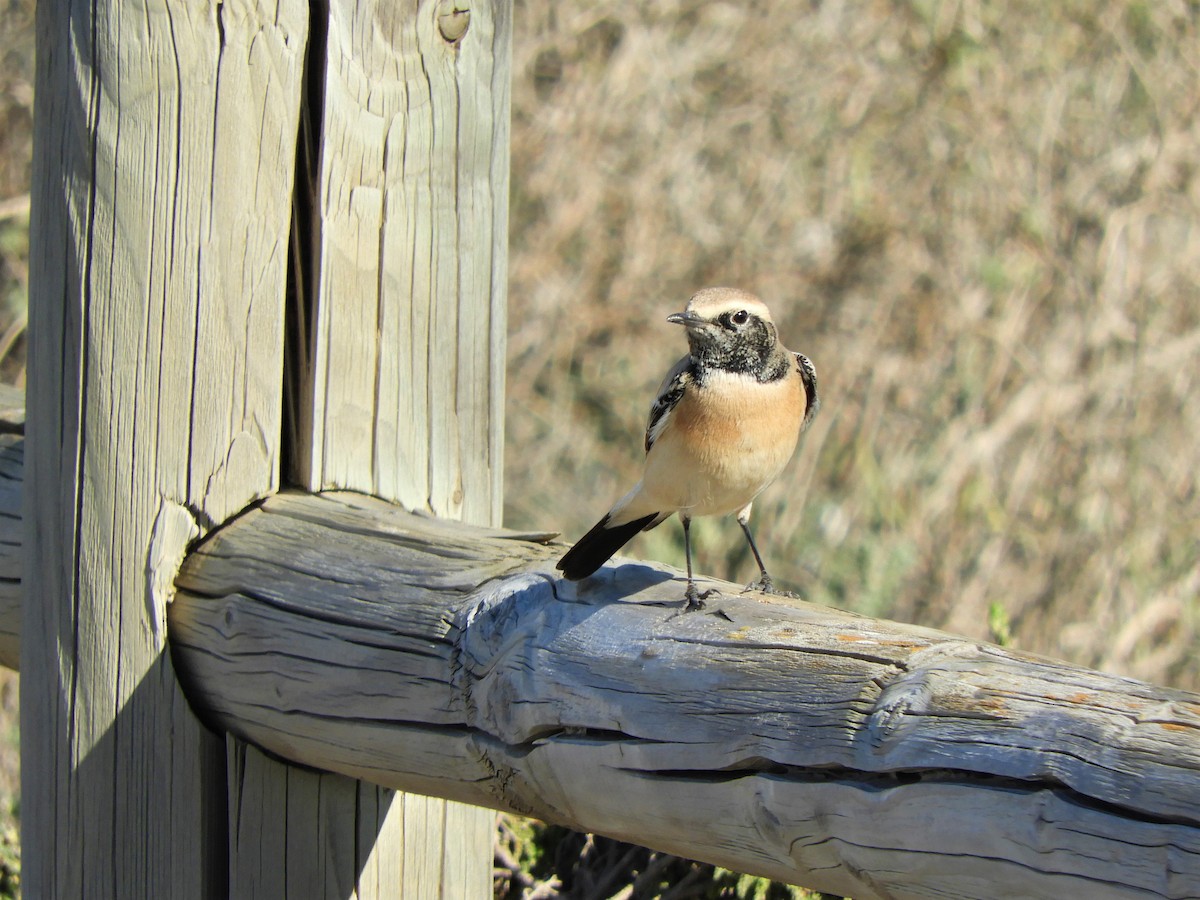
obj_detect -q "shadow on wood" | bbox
[0,431,20,671]
[168,490,1200,900]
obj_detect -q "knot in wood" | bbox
[437,3,471,44]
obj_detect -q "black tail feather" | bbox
[557,512,661,580]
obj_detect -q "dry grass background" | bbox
[1,0,1198,896]
[504,3,1200,888]
[506,0,1200,690]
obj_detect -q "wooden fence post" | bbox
[22,0,508,895]
[227,0,511,896]
[22,0,308,893]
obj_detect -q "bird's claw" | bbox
[684,585,718,612]
[742,574,797,598]
[742,574,774,594]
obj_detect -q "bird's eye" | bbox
[730,309,750,326]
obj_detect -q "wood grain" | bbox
[297,0,509,525]
[170,490,1200,900]
[22,0,307,893]
[276,0,512,894]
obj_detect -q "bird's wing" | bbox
[794,352,820,431]
[645,355,692,453]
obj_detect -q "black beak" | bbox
[667,311,705,328]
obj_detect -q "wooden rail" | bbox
[161,489,1200,900]
[1,394,1196,897]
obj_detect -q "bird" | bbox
[557,287,819,609]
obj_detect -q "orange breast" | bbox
[641,370,805,517]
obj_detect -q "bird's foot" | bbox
[742,572,775,594]
[649,583,719,613]
[742,573,797,599]
[684,584,718,612]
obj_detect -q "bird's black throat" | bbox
[689,323,793,384]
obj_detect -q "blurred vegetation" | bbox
[0,0,29,894]
[1,0,1197,897]
[506,0,1199,690]
[502,1,1199,892]
[494,816,828,899]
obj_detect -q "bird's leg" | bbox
[737,508,793,596]
[681,516,708,611]
[738,518,774,593]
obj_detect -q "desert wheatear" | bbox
[557,287,819,609]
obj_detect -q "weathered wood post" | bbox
[22,0,509,894]
[225,0,510,894]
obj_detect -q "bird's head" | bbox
[667,287,784,378]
